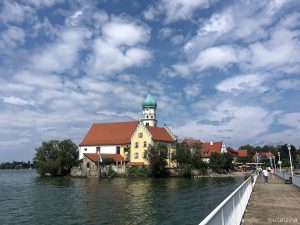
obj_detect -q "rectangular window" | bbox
[143,141,147,147]
[96,146,100,153]
[116,146,120,154]
[138,133,143,138]
[135,142,139,148]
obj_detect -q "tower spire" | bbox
[141,93,157,127]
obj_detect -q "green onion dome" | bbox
[142,94,157,108]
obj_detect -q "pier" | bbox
[242,174,300,225]
[199,172,300,225]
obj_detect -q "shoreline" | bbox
[194,171,252,178]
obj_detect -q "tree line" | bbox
[32,139,300,177]
[239,144,300,167]
[0,161,34,169]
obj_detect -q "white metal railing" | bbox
[275,170,300,188]
[199,172,257,225]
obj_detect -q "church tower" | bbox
[141,94,157,127]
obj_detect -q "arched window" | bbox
[143,141,147,147]
[146,115,149,119]
[143,151,147,158]
[135,142,139,148]
[134,152,139,159]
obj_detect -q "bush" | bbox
[145,143,169,178]
[127,166,149,177]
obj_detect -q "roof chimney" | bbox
[210,141,213,146]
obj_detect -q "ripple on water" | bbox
[0,170,244,225]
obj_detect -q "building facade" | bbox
[79,93,176,167]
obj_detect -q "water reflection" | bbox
[0,170,244,225]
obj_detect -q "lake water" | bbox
[0,170,245,225]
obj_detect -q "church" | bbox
[79,94,176,168]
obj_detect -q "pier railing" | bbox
[275,170,300,188]
[199,172,257,225]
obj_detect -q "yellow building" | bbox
[79,93,176,168]
[129,122,176,167]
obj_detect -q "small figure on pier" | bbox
[270,167,274,179]
[262,167,269,184]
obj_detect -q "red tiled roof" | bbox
[84,153,124,162]
[80,121,138,146]
[183,139,202,145]
[227,147,238,156]
[84,153,99,162]
[127,162,145,166]
[253,152,274,160]
[238,149,248,157]
[200,141,223,157]
[146,126,175,142]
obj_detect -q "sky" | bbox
[1,0,300,162]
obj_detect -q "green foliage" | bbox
[223,153,234,171]
[106,166,118,178]
[236,156,254,163]
[209,153,225,173]
[145,143,168,178]
[175,142,191,165]
[0,161,33,169]
[239,143,300,167]
[209,153,234,173]
[174,142,207,177]
[127,166,149,177]
[34,139,79,176]
[192,152,207,171]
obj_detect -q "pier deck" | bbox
[242,175,300,225]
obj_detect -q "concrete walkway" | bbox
[242,175,300,225]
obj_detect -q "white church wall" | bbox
[79,145,118,160]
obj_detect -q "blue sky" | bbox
[1,0,300,162]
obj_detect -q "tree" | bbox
[278,144,297,167]
[145,143,168,178]
[191,151,207,172]
[34,139,79,176]
[209,153,225,173]
[209,153,234,173]
[223,153,234,171]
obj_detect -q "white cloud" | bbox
[14,71,63,89]
[191,45,241,71]
[144,0,218,24]
[87,18,151,76]
[0,26,25,49]
[277,112,300,130]
[184,83,202,99]
[199,10,234,35]
[102,19,150,46]
[170,34,185,45]
[158,27,174,39]
[0,1,31,24]
[174,101,276,146]
[247,27,300,72]
[22,0,64,8]
[65,10,83,26]
[216,74,267,94]
[31,28,91,73]
[2,96,35,106]
[277,79,300,90]
[162,63,191,78]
